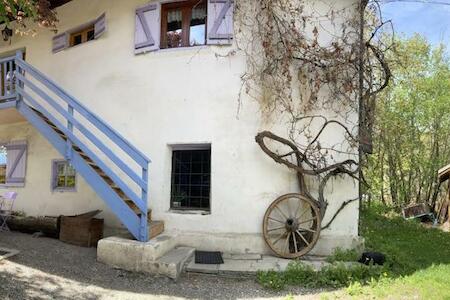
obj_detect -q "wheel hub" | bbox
[285,218,298,232]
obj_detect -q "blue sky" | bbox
[381,1,450,48]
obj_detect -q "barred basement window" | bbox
[171,147,211,210]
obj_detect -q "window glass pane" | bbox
[0,146,6,184]
[190,4,206,46]
[66,164,76,176]
[57,163,65,176]
[87,29,95,41]
[166,9,183,48]
[56,175,66,187]
[66,176,76,188]
[73,34,82,46]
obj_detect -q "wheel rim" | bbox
[263,193,321,258]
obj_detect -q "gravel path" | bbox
[0,232,321,300]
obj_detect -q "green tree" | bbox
[366,35,450,211]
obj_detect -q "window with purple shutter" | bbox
[52,13,107,53]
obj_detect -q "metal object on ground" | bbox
[402,203,436,224]
[263,193,321,259]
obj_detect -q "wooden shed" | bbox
[437,164,450,225]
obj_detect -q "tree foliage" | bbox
[0,0,57,34]
[366,35,450,210]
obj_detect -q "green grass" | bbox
[257,205,450,299]
[333,205,450,299]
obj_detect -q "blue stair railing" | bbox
[0,51,151,242]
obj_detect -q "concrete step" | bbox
[155,247,195,280]
[97,234,178,274]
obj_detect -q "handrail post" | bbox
[66,104,74,160]
[140,166,149,242]
[15,51,24,102]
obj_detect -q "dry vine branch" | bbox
[256,130,360,226]
[237,0,393,229]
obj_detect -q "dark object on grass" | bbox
[358,252,386,266]
[195,251,224,264]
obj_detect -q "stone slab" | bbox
[156,247,195,280]
[185,255,336,275]
[186,260,220,274]
[231,253,262,260]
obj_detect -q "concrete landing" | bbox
[186,253,331,276]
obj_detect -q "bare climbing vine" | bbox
[235,0,393,228]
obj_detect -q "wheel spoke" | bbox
[298,227,316,233]
[274,205,289,220]
[296,230,310,246]
[267,226,285,232]
[292,231,299,253]
[268,216,284,224]
[298,217,317,225]
[284,232,291,254]
[272,233,285,245]
[286,198,293,218]
[296,206,308,222]
[294,198,302,218]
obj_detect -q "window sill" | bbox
[168,209,210,215]
[52,188,76,193]
[158,45,209,54]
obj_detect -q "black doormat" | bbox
[195,251,224,264]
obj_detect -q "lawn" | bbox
[329,205,450,299]
[257,205,450,299]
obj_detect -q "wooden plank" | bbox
[149,220,164,238]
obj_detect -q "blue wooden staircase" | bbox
[0,51,150,242]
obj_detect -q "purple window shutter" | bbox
[135,3,161,54]
[5,141,27,187]
[94,12,107,39]
[52,33,68,53]
[207,0,234,45]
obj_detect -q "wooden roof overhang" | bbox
[438,164,450,183]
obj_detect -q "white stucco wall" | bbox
[0,0,360,254]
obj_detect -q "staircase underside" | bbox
[1,53,152,242]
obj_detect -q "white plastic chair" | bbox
[0,191,17,232]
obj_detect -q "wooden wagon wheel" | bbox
[263,193,321,258]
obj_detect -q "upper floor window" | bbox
[70,24,95,47]
[160,0,207,49]
[52,13,106,53]
[134,0,234,54]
